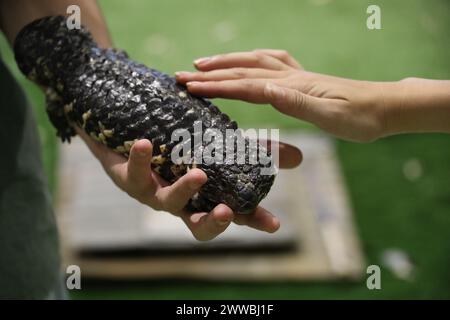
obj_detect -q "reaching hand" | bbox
[176,49,388,142]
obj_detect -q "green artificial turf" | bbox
[1,0,449,299]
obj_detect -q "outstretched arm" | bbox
[176,50,450,142]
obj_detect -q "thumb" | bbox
[264,83,324,124]
[127,139,154,189]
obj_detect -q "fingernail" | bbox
[271,217,281,232]
[175,71,192,77]
[194,57,211,65]
[218,219,231,226]
[136,143,150,157]
[186,81,200,87]
[189,180,203,191]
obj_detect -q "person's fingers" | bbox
[181,204,234,241]
[252,49,303,69]
[277,141,303,169]
[186,79,273,103]
[127,139,155,191]
[194,51,290,71]
[233,206,280,233]
[259,140,303,169]
[264,83,335,126]
[155,168,207,213]
[176,68,284,84]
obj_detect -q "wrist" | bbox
[374,78,450,137]
[360,80,399,140]
[370,80,408,138]
[369,78,426,138]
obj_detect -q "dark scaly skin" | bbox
[13,16,275,214]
